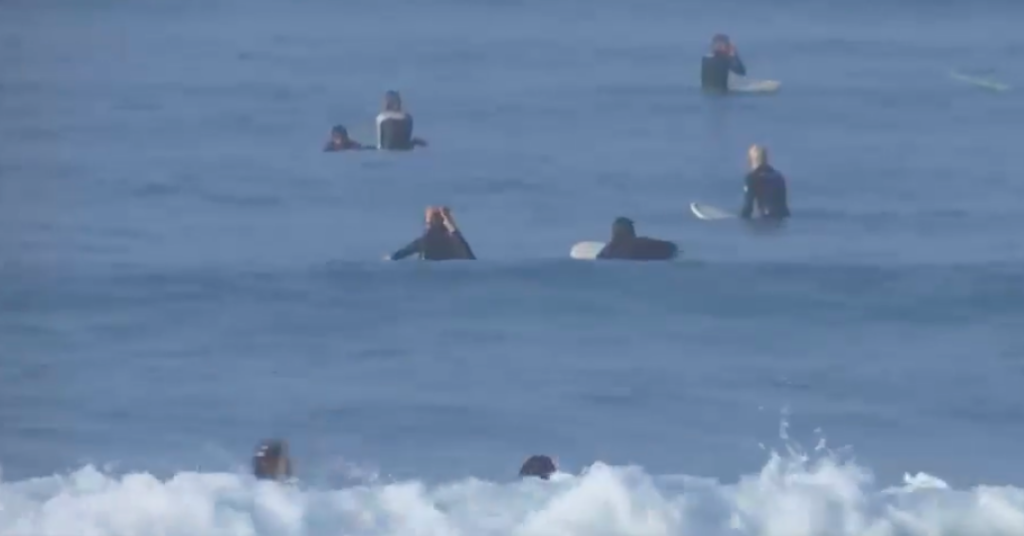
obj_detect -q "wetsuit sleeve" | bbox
[729,54,747,76]
[450,230,476,260]
[375,114,384,149]
[389,237,422,260]
[740,174,755,219]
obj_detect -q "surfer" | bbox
[597,217,679,261]
[323,125,370,152]
[377,90,428,151]
[740,144,790,220]
[252,439,293,481]
[701,34,746,93]
[387,206,476,261]
[519,454,557,480]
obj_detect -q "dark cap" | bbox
[712,33,730,44]
[331,125,348,136]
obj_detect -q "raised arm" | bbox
[388,236,423,261]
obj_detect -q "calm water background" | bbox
[2,0,1024,534]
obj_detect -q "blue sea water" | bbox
[2,0,1024,534]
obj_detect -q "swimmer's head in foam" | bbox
[519,454,557,480]
[252,439,292,481]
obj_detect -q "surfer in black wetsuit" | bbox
[740,144,790,220]
[701,34,747,93]
[597,217,679,261]
[323,125,370,152]
[376,90,428,151]
[519,454,557,480]
[252,439,292,481]
[387,206,476,261]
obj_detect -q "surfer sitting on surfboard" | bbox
[253,439,292,481]
[519,454,557,480]
[740,144,790,220]
[323,125,370,152]
[387,206,476,261]
[701,34,747,93]
[596,217,678,261]
[377,90,428,151]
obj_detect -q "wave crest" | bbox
[4,448,1024,536]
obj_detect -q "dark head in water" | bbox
[383,90,403,112]
[324,124,358,151]
[611,216,637,241]
[711,34,732,55]
[519,454,557,480]
[252,439,292,481]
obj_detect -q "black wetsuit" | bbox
[701,52,747,92]
[597,237,678,261]
[377,111,417,150]
[389,225,476,261]
[740,165,790,220]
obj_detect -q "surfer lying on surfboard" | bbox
[701,34,747,93]
[323,125,371,152]
[387,206,477,261]
[741,144,790,220]
[596,217,678,261]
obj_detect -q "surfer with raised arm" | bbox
[376,90,428,151]
[701,34,747,93]
[323,125,370,152]
[740,144,790,220]
[596,217,678,261]
[386,206,476,261]
[519,454,557,480]
[252,439,293,481]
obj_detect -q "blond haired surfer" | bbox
[740,144,790,220]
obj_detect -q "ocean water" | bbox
[2,0,1024,534]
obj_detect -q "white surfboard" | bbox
[949,71,1010,92]
[570,241,605,260]
[730,77,781,93]
[690,202,736,221]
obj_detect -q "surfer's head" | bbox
[711,34,731,54]
[425,206,445,229]
[611,216,637,241]
[519,454,557,480]
[748,144,768,169]
[330,125,351,144]
[252,439,291,481]
[383,90,403,112]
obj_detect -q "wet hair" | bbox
[384,90,403,112]
[331,125,348,137]
[611,217,636,239]
[519,454,557,480]
[712,33,730,45]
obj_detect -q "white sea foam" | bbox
[3,446,1024,536]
